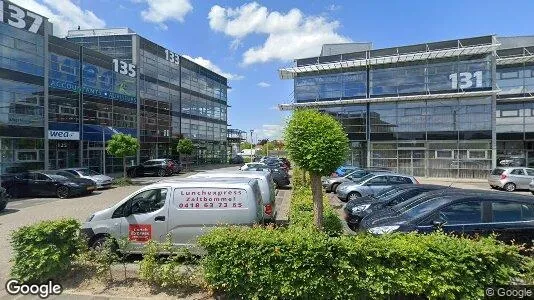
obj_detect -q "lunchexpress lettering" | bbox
[175,188,247,209]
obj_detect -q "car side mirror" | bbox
[432,219,446,228]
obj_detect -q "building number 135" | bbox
[112,59,136,78]
[449,71,483,89]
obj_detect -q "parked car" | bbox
[5,171,96,199]
[336,173,418,202]
[127,159,176,178]
[530,180,534,195]
[0,187,9,211]
[188,170,276,221]
[323,168,392,193]
[229,155,245,164]
[243,167,290,188]
[168,159,182,174]
[263,158,289,172]
[332,165,360,177]
[82,178,265,251]
[240,162,269,171]
[343,184,452,231]
[488,167,534,191]
[280,157,291,169]
[360,190,534,246]
[55,168,113,189]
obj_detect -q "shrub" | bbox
[199,227,527,300]
[113,176,133,186]
[11,218,83,283]
[291,167,310,189]
[289,186,342,237]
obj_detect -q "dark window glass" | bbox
[367,176,388,185]
[35,173,49,181]
[492,202,522,222]
[130,188,167,215]
[526,169,534,176]
[388,176,411,184]
[522,204,534,221]
[438,201,482,224]
[57,171,75,178]
[510,169,525,175]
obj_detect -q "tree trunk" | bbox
[310,173,324,231]
[123,156,126,178]
[303,171,307,185]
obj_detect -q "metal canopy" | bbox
[278,43,500,80]
[497,55,534,65]
[277,90,499,111]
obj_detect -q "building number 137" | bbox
[449,71,483,89]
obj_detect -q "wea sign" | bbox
[48,130,80,140]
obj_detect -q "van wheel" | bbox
[346,192,361,202]
[157,169,166,177]
[504,183,516,192]
[331,183,340,193]
[56,186,70,198]
[91,235,118,252]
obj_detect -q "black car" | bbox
[343,184,453,230]
[127,159,176,177]
[245,167,290,188]
[229,155,245,164]
[360,190,534,246]
[0,187,9,211]
[4,171,96,199]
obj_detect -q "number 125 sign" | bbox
[0,0,44,35]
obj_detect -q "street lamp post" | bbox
[250,129,254,162]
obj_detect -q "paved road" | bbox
[0,165,241,297]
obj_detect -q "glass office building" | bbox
[0,2,228,174]
[279,35,534,178]
[66,28,229,164]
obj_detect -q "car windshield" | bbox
[400,196,452,219]
[352,174,375,185]
[344,169,364,178]
[77,169,99,176]
[375,187,405,201]
[48,174,68,180]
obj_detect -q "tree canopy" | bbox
[106,133,139,158]
[177,138,194,155]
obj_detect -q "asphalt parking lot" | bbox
[0,165,242,296]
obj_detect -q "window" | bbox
[468,150,487,159]
[59,106,77,116]
[16,150,38,161]
[510,169,525,175]
[388,176,412,184]
[436,150,453,159]
[492,202,522,222]
[129,188,168,215]
[526,169,534,176]
[57,171,75,178]
[501,110,519,117]
[35,173,50,181]
[438,201,482,224]
[367,176,388,185]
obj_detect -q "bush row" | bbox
[289,186,343,237]
[199,226,532,300]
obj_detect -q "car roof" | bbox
[156,177,257,187]
[188,171,270,179]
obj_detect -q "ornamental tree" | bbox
[106,133,140,178]
[284,109,349,230]
[177,138,194,157]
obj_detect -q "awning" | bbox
[82,124,137,142]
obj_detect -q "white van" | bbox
[187,171,276,221]
[81,178,263,252]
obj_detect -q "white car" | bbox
[240,162,268,171]
[56,168,114,189]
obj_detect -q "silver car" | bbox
[322,168,390,193]
[56,168,114,189]
[488,167,534,191]
[336,173,418,202]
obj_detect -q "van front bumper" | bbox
[80,227,95,241]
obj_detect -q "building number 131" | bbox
[449,71,483,89]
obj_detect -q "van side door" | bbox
[114,187,170,251]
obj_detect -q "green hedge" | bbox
[289,186,343,237]
[11,218,83,283]
[199,227,528,299]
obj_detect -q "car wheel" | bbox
[490,185,498,190]
[0,201,6,211]
[56,186,70,199]
[504,183,516,192]
[7,188,18,198]
[347,222,359,232]
[127,170,136,178]
[331,183,340,193]
[90,235,118,252]
[157,169,166,177]
[346,192,361,202]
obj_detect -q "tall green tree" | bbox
[176,138,194,160]
[284,109,349,230]
[106,133,140,178]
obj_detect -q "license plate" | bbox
[87,186,95,190]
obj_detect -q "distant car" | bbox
[167,160,182,174]
[336,173,418,202]
[240,162,269,171]
[343,184,451,231]
[229,155,245,164]
[488,167,534,191]
[127,159,176,178]
[359,190,534,246]
[280,158,291,169]
[322,168,391,193]
[55,168,113,189]
[332,166,359,177]
[243,167,290,188]
[0,187,9,211]
[5,171,96,199]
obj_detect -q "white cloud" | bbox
[11,0,106,37]
[257,81,271,88]
[182,55,244,81]
[208,2,350,65]
[328,4,342,11]
[255,124,283,140]
[135,0,193,29]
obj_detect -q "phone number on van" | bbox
[178,202,244,209]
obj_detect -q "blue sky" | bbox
[13,0,534,141]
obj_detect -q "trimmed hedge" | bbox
[289,186,343,237]
[199,227,528,300]
[11,218,83,283]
